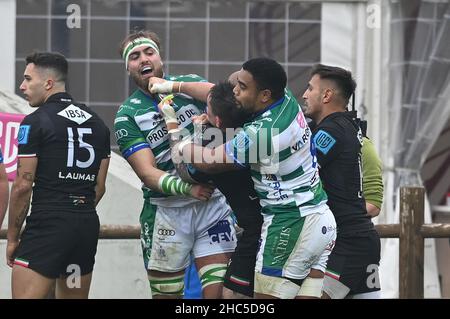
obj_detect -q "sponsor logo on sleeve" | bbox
[18,125,31,145]
[313,130,336,155]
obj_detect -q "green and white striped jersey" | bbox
[114,74,210,207]
[225,89,328,217]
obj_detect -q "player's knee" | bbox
[198,263,227,290]
[148,273,185,297]
[222,286,235,299]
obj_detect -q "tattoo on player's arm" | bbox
[14,202,30,229]
[22,172,34,182]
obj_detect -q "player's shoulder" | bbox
[324,112,356,130]
[242,118,272,142]
[243,118,262,132]
[314,117,343,142]
[314,114,344,137]
[246,106,284,136]
[117,90,147,115]
[167,74,207,83]
[22,107,43,125]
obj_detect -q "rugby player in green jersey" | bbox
[115,30,237,299]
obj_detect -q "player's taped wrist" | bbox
[150,81,175,94]
[159,94,177,124]
[158,173,192,196]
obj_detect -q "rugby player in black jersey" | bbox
[7,52,111,299]
[302,64,381,299]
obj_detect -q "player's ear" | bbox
[323,88,333,104]
[215,116,222,130]
[44,78,54,90]
[260,89,272,103]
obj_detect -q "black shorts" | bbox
[14,211,100,279]
[325,229,381,295]
[223,207,262,297]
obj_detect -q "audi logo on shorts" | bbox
[158,229,175,236]
[115,129,128,140]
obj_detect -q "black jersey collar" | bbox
[321,111,347,122]
[45,92,74,104]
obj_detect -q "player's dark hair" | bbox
[242,57,287,101]
[209,81,251,128]
[25,52,68,82]
[310,64,356,104]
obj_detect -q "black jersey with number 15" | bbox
[17,93,110,214]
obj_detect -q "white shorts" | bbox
[255,208,336,279]
[141,195,237,272]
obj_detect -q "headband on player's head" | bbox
[123,38,160,67]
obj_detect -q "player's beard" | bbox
[130,71,150,93]
[130,65,164,93]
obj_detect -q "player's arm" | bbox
[362,137,383,218]
[0,163,9,230]
[94,157,110,207]
[6,157,36,266]
[148,77,213,102]
[366,202,381,218]
[178,142,240,173]
[115,111,213,200]
[126,147,166,189]
[126,147,213,200]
